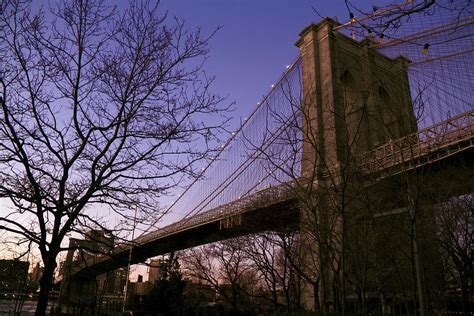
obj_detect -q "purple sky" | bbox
[159,0,374,130]
[130,0,375,278]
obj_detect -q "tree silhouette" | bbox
[0,1,228,314]
[145,254,186,315]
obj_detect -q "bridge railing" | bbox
[134,181,295,245]
[83,181,295,269]
[359,109,474,173]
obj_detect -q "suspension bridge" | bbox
[65,2,473,282]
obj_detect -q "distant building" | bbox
[30,262,43,284]
[27,262,44,292]
[102,268,127,294]
[82,229,115,264]
[60,229,122,312]
[148,258,163,283]
[0,259,29,293]
[129,280,153,296]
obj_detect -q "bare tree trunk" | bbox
[36,254,57,316]
[341,211,346,316]
[408,189,426,316]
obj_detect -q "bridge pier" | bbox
[58,230,116,315]
[294,18,422,312]
[296,17,417,176]
[59,274,98,315]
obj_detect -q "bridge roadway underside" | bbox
[77,198,301,277]
[369,145,474,199]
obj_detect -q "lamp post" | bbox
[122,207,138,314]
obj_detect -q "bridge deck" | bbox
[72,109,473,277]
[359,109,473,176]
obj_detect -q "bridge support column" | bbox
[59,275,97,315]
[294,18,418,312]
[58,231,114,315]
[295,18,417,176]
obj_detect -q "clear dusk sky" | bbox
[158,0,374,131]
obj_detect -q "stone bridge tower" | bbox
[294,18,419,311]
[296,18,417,175]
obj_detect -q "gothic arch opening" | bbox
[340,68,367,154]
[378,85,400,141]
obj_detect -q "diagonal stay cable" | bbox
[179,107,300,222]
[134,57,301,240]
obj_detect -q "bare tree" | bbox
[241,15,447,315]
[436,195,473,315]
[242,231,303,312]
[181,239,257,313]
[0,0,228,314]
[342,0,471,39]
[0,238,36,316]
